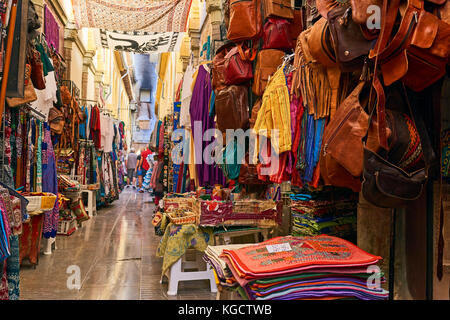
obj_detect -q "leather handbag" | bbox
[369,0,450,92]
[319,82,369,192]
[350,0,383,25]
[288,7,304,44]
[60,85,72,105]
[263,0,294,20]
[215,85,250,136]
[252,49,285,96]
[263,18,294,49]
[49,107,65,135]
[28,46,45,90]
[316,0,350,18]
[224,45,255,85]
[212,42,235,92]
[6,64,37,107]
[328,6,375,72]
[249,99,262,129]
[227,0,263,42]
[239,153,268,185]
[362,87,435,208]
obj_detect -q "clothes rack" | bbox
[26,105,46,122]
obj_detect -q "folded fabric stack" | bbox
[290,193,357,241]
[57,175,80,191]
[203,244,249,288]
[218,235,388,300]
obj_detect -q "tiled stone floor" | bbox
[19,188,217,300]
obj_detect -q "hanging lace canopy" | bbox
[72,0,193,32]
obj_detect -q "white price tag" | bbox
[266,243,292,253]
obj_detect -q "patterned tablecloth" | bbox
[156,222,214,277]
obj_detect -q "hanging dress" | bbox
[189,65,226,187]
[42,123,59,239]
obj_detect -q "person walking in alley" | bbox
[126,148,138,189]
[137,145,152,193]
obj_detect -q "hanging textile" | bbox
[44,5,60,53]
[42,124,59,239]
[72,0,192,32]
[100,30,184,53]
[189,65,226,187]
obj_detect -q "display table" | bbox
[213,227,270,245]
[19,211,44,267]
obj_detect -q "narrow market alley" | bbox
[19,189,216,300]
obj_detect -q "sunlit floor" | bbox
[19,188,217,300]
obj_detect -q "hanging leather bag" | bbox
[224,45,255,85]
[362,85,435,208]
[212,42,235,92]
[350,0,383,25]
[227,0,263,42]
[215,85,250,135]
[252,49,285,96]
[369,0,450,92]
[49,107,65,135]
[264,0,294,19]
[320,82,369,192]
[288,7,304,43]
[328,6,375,72]
[6,64,37,107]
[28,46,46,90]
[249,99,262,129]
[263,18,294,49]
[60,85,72,105]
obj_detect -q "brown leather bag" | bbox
[249,99,262,129]
[227,0,263,42]
[319,82,369,192]
[49,107,65,135]
[215,85,250,136]
[316,0,350,18]
[328,6,375,72]
[60,85,72,105]
[264,0,294,19]
[252,49,285,96]
[369,0,450,92]
[350,0,383,25]
[29,46,45,90]
[212,42,235,92]
[6,64,37,107]
[288,7,304,44]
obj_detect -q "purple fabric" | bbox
[189,65,226,187]
[253,277,371,295]
[266,290,388,300]
[42,124,59,239]
[44,6,60,52]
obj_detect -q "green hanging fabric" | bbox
[221,139,244,193]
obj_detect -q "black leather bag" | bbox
[362,86,435,208]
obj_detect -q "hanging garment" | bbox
[180,64,195,128]
[42,124,59,239]
[6,235,19,300]
[254,66,292,155]
[90,106,101,149]
[189,65,226,187]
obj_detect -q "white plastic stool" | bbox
[43,237,57,255]
[164,251,218,296]
[81,190,97,217]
